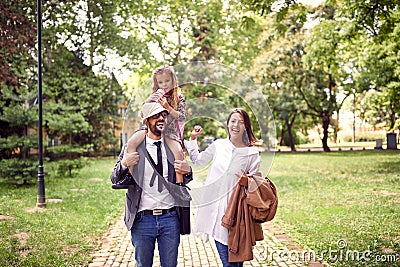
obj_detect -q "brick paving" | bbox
[89,209,325,267]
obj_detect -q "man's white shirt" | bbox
[138,136,175,212]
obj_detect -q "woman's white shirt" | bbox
[184,138,261,245]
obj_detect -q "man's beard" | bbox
[149,120,164,136]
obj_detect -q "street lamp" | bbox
[37,0,46,208]
[352,88,356,144]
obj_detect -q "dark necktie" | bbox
[154,141,163,177]
[152,141,163,192]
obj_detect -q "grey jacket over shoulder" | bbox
[110,140,192,230]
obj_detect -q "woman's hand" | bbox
[235,169,252,186]
[190,125,203,140]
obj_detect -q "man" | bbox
[110,102,192,267]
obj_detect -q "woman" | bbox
[184,108,261,267]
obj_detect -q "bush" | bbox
[282,131,301,146]
[0,158,37,185]
[46,145,87,177]
[341,133,385,142]
[53,158,88,177]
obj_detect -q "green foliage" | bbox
[0,135,37,157]
[341,133,385,143]
[339,0,398,37]
[116,0,263,71]
[250,11,309,150]
[247,0,400,138]
[42,44,121,154]
[52,158,87,177]
[0,1,36,88]
[45,144,87,177]
[354,14,400,130]
[175,65,272,144]
[46,145,86,159]
[0,81,38,185]
[281,130,301,146]
[2,0,399,185]
[0,158,37,185]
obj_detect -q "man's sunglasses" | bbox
[151,111,169,119]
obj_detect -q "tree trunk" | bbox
[285,115,296,152]
[279,127,285,146]
[321,111,331,152]
[398,127,400,144]
[333,108,340,143]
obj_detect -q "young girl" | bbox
[127,65,186,183]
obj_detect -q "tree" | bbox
[246,0,400,142]
[338,0,397,37]
[41,1,126,155]
[0,85,38,184]
[0,1,36,89]
[119,1,266,141]
[0,0,127,181]
[115,0,263,73]
[301,15,356,151]
[250,8,310,151]
[0,1,39,184]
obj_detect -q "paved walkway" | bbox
[89,209,325,267]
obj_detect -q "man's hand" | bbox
[174,159,191,175]
[122,150,139,172]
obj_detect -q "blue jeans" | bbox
[215,240,244,267]
[131,210,180,267]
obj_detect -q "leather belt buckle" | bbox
[153,209,163,216]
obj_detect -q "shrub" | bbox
[341,133,386,142]
[0,158,37,185]
[46,145,87,177]
[53,158,87,177]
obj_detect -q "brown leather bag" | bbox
[246,175,278,222]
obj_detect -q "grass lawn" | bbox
[0,157,124,267]
[263,150,400,266]
[1,151,399,266]
[294,141,378,149]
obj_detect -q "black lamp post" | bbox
[37,0,46,208]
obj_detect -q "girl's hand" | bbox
[190,125,203,140]
[158,96,170,110]
[147,89,164,102]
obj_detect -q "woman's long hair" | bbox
[152,65,180,109]
[226,108,258,146]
